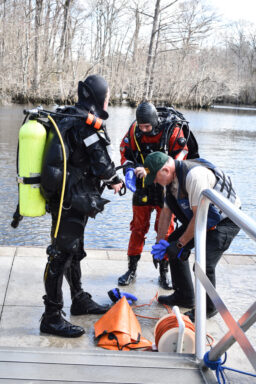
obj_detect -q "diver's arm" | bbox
[120,123,137,171]
[120,129,134,164]
[157,205,173,243]
[82,124,119,182]
[168,126,188,160]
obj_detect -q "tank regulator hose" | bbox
[47,115,67,240]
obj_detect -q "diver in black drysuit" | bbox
[40,75,123,338]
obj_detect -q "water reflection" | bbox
[0,104,256,255]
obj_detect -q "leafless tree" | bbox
[32,0,43,94]
[0,0,255,107]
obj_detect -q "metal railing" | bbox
[194,189,256,371]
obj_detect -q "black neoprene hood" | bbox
[83,75,108,108]
[136,102,158,129]
[77,74,109,119]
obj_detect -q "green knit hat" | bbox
[144,152,169,186]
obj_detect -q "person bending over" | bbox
[140,151,240,322]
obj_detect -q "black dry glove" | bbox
[166,241,191,261]
[152,254,159,269]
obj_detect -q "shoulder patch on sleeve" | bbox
[83,133,99,147]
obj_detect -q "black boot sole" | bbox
[118,279,135,286]
[40,325,85,338]
[158,295,195,308]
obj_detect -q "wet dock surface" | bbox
[0,246,255,382]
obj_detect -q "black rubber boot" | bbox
[158,291,195,308]
[44,246,72,307]
[118,255,141,286]
[158,259,172,290]
[64,255,84,299]
[70,291,110,315]
[42,248,85,337]
[64,254,109,315]
[40,309,85,338]
[184,308,218,323]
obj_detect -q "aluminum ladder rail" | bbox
[194,188,256,371]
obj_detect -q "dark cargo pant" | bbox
[168,218,240,311]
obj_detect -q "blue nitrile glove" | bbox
[108,288,138,305]
[166,241,191,261]
[151,240,170,264]
[121,292,138,305]
[125,168,136,193]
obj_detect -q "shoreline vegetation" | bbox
[3,93,256,110]
[1,0,256,110]
[5,91,256,109]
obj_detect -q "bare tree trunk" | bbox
[32,0,43,94]
[42,0,51,64]
[56,0,73,99]
[148,18,161,100]
[143,0,161,99]
[62,0,72,66]
[133,4,141,63]
[0,0,7,58]
[22,0,32,93]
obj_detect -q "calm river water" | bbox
[0,104,256,255]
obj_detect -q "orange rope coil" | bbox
[154,312,195,353]
[132,292,214,351]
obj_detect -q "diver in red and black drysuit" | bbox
[118,102,199,288]
[40,75,123,338]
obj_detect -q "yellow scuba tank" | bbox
[18,119,47,217]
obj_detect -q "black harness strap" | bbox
[227,176,233,198]
[220,172,226,192]
[17,176,41,185]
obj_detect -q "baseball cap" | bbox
[144,152,169,186]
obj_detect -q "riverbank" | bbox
[1,90,256,110]
[0,245,255,377]
[2,104,256,254]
